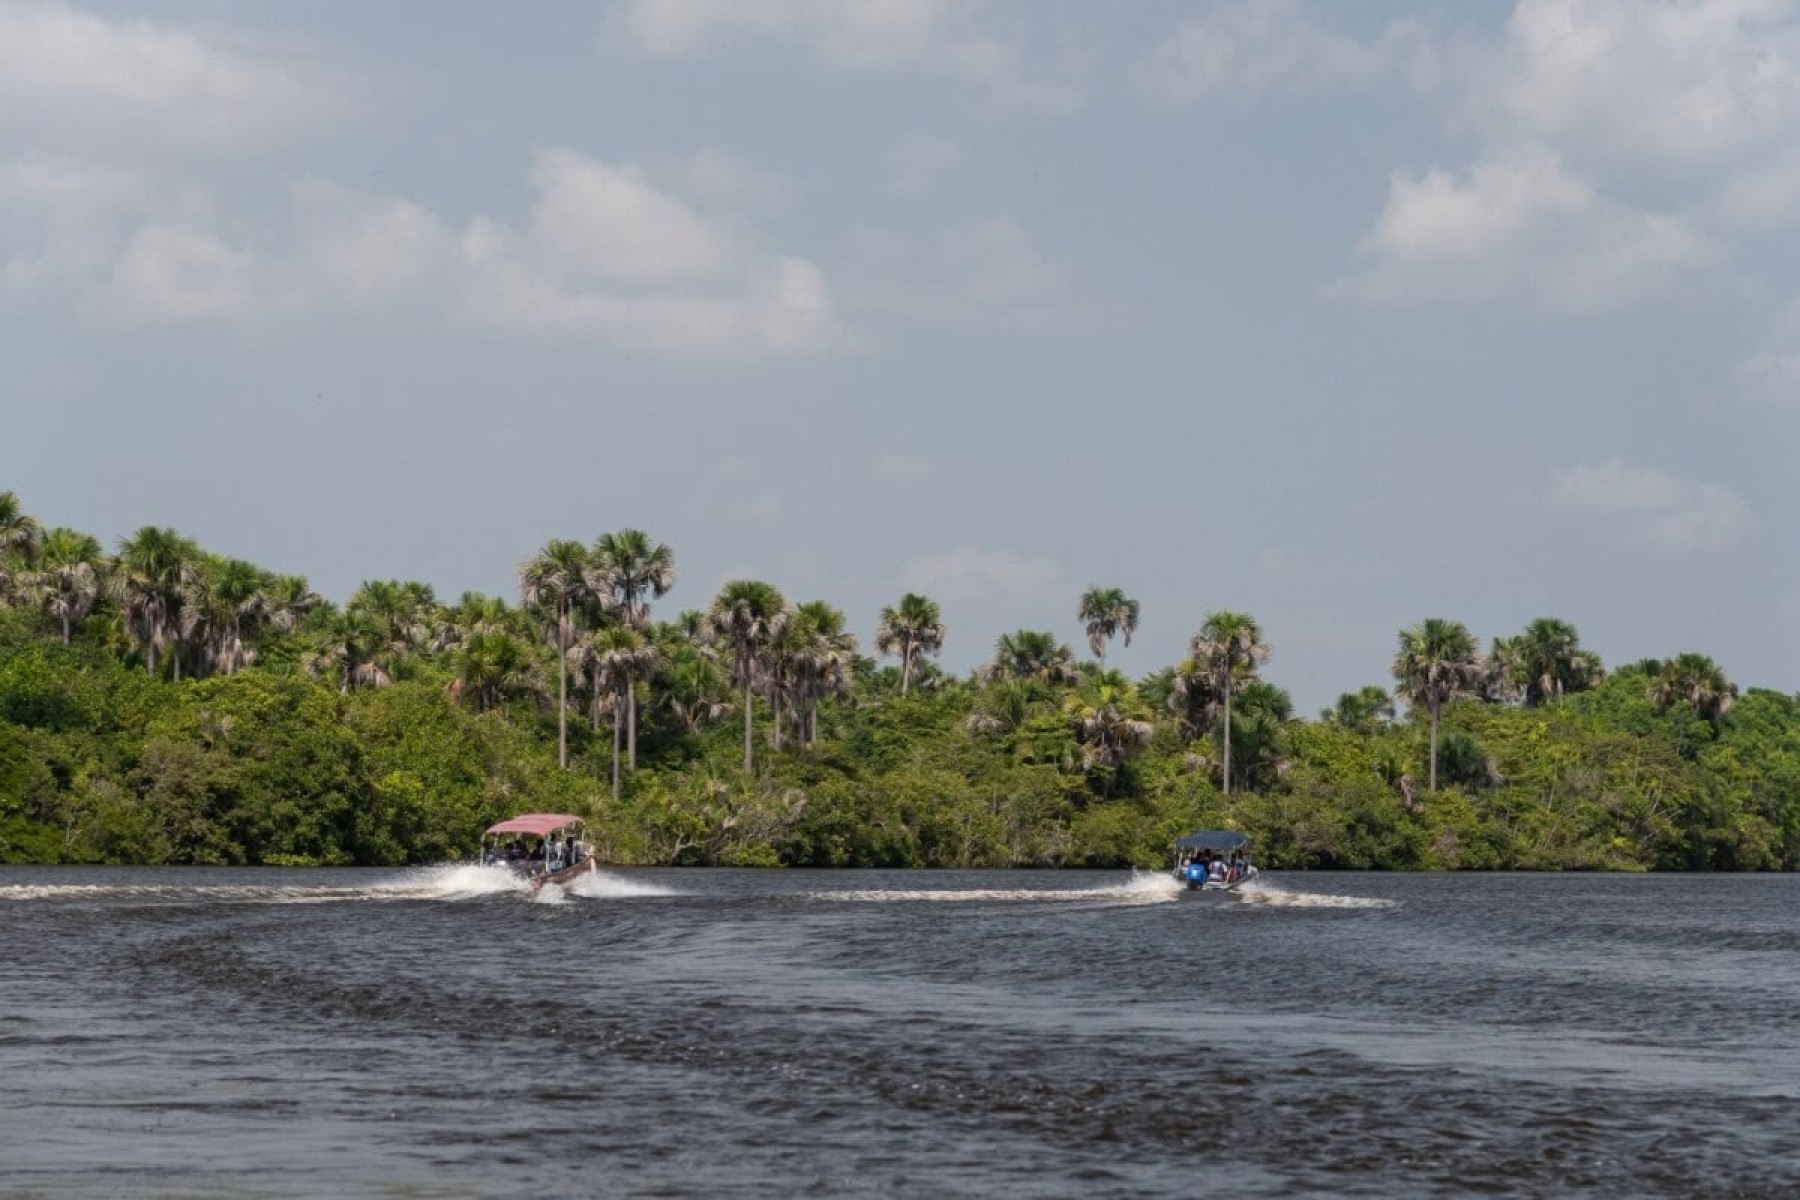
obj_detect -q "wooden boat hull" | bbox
[524,854,596,893]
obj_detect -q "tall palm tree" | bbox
[113,526,197,678]
[302,610,393,692]
[788,601,857,748]
[1323,685,1395,731]
[29,528,105,644]
[1188,611,1271,794]
[657,637,731,735]
[980,630,1077,685]
[873,592,944,696]
[703,580,789,774]
[1648,653,1736,726]
[1493,617,1604,706]
[1077,586,1140,671]
[199,558,270,676]
[1166,659,1221,743]
[593,530,675,769]
[571,625,658,799]
[1065,683,1154,790]
[452,628,537,713]
[264,574,322,635]
[0,491,43,602]
[1392,617,1484,791]
[519,540,604,769]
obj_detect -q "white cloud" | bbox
[1136,0,1436,104]
[0,1,355,156]
[1483,0,1800,166]
[18,148,843,357]
[1717,149,1800,228]
[1546,458,1753,551]
[107,223,254,321]
[1345,145,1719,310]
[607,0,1079,111]
[666,146,791,209]
[885,135,959,196]
[901,544,1065,605]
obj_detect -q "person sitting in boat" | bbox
[1207,856,1229,884]
[506,837,526,862]
[1227,850,1246,883]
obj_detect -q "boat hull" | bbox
[517,854,596,893]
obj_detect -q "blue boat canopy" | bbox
[1174,830,1249,852]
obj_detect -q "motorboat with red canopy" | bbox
[480,813,595,891]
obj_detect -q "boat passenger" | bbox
[1207,857,1229,884]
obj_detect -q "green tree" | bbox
[1491,618,1604,706]
[571,625,655,799]
[29,528,105,645]
[1393,617,1483,790]
[788,601,856,749]
[1323,685,1394,731]
[1188,611,1271,794]
[112,526,198,679]
[874,593,944,696]
[1077,586,1140,671]
[703,580,789,774]
[518,540,601,768]
[1649,652,1736,726]
[981,630,1077,685]
[1066,683,1154,792]
[302,610,394,692]
[593,530,675,768]
[0,491,43,601]
[451,628,537,713]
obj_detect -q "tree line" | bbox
[0,489,1792,870]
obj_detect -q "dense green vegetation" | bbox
[0,490,1794,870]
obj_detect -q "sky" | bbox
[2,0,1796,712]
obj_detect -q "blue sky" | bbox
[3,0,1795,711]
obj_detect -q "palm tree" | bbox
[1077,586,1139,670]
[1188,611,1271,794]
[1493,618,1604,706]
[980,630,1077,685]
[0,491,43,601]
[29,528,105,644]
[302,610,394,692]
[1323,685,1395,731]
[788,601,857,748]
[264,574,322,635]
[657,637,731,735]
[113,526,197,678]
[593,530,675,769]
[873,593,944,696]
[199,558,270,676]
[1065,683,1154,790]
[1648,653,1736,726]
[571,625,658,799]
[703,580,789,774]
[1392,618,1484,791]
[519,540,604,769]
[1165,659,1221,743]
[452,628,537,713]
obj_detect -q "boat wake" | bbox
[815,872,1182,906]
[1231,880,1395,909]
[567,871,679,899]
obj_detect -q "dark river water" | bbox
[1,867,1795,1198]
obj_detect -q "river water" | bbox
[0,867,1795,1198]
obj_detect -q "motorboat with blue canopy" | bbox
[1173,830,1257,891]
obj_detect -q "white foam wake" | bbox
[816,871,1183,906]
[1232,880,1395,909]
[566,870,679,899]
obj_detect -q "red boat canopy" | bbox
[483,813,585,837]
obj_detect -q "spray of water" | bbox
[1232,879,1395,909]
[815,871,1183,905]
[566,871,679,899]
